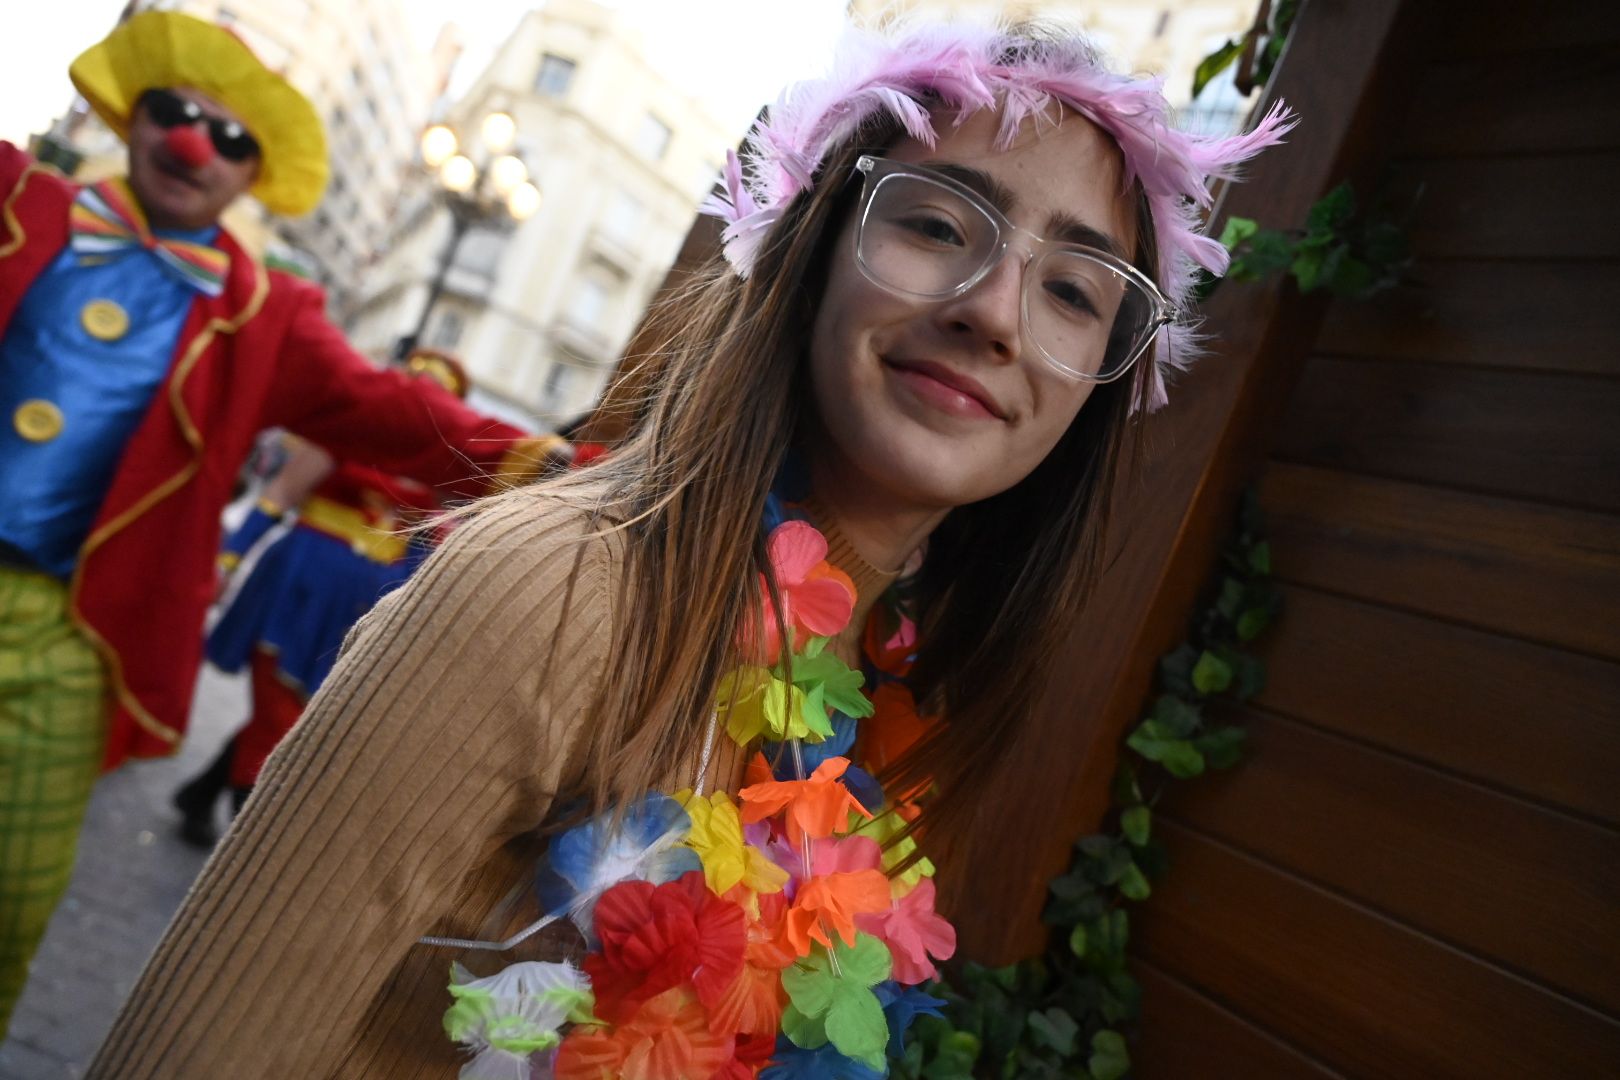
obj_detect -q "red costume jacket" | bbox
[0,143,540,768]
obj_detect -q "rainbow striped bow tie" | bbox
[70,179,230,297]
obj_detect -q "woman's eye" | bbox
[897,212,966,247]
[1045,278,1101,318]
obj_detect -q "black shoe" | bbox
[174,807,219,849]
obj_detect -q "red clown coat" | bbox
[0,143,544,769]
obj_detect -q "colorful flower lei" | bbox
[442,518,954,1079]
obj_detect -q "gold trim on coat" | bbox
[68,252,272,750]
[0,162,59,260]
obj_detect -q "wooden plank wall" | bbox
[1132,3,1620,1075]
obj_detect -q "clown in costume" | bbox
[0,13,548,1029]
[92,16,1294,1077]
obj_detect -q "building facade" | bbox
[345,0,736,427]
[845,0,1261,131]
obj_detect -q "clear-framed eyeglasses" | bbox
[852,155,1175,383]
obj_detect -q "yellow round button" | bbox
[81,298,130,342]
[14,399,65,443]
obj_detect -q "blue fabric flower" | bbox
[761,1036,886,1080]
[874,981,946,1059]
[533,793,700,924]
[769,712,856,776]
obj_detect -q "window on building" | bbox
[568,276,611,329]
[542,361,572,406]
[431,308,465,348]
[601,190,644,245]
[535,53,577,98]
[456,226,507,278]
[634,114,673,161]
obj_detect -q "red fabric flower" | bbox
[712,1032,778,1080]
[585,872,748,1024]
[742,522,856,664]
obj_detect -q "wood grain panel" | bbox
[1258,463,1620,660]
[1430,3,1620,58]
[1269,356,1620,513]
[1135,821,1620,1076]
[1398,48,1620,156]
[1133,961,1342,1079]
[1398,153,1620,260]
[1256,586,1620,825]
[1157,710,1620,1014]
[1313,262,1620,376]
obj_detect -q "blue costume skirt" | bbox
[205,524,421,694]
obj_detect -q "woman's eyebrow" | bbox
[922,160,1126,259]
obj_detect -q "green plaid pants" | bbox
[0,566,105,1034]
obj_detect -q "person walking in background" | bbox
[173,353,486,846]
[0,12,548,1032]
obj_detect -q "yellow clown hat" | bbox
[69,10,329,216]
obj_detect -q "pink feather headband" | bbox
[699,21,1297,409]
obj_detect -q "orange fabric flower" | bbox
[780,836,893,957]
[739,755,872,845]
[861,682,934,774]
[554,988,733,1080]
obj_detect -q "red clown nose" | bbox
[165,125,215,168]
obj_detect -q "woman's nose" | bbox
[935,249,1026,363]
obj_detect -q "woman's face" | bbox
[808,106,1137,515]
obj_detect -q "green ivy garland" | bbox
[889,493,1281,1080]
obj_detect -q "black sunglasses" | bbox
[139,89,261,162]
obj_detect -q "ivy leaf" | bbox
[1236,607,1272,641]
[1120,805,1151,847]
[1196,725,1247,770]
[1161,740,1207,779]
[1306,182,1356,234]
[1192,37,1243,99]
[1088,1030,1131,1080]
[1067,923,1087,959]
[1191,651,1233,695]
[1217,214,1259,250]
[1247,541,1272,575]
[1118,862,1152,901]
[1026,1008,1078,1056]
[1158,644,1199,697]
[1150,695,1202,738]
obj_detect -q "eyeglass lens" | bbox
[858,171,1157,379]
[143,90,261,162]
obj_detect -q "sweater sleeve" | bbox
[87,492,619,1077]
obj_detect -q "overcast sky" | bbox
[1,0,851,145]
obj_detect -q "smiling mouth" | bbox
[884,358,1007,420]
[153,154,205,190]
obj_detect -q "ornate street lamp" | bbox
[396,112,542,359]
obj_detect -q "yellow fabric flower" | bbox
[715,666,814,745]
[676,790,789,896]
[852,808,935,893]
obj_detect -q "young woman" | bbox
[90,19,1290,1079]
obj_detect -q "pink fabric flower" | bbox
[857,878,957,985]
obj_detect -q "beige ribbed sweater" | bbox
[89,485,895,1078]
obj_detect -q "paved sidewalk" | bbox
[0,666,247,1079]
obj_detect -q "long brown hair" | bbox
[533,100,1158,866]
